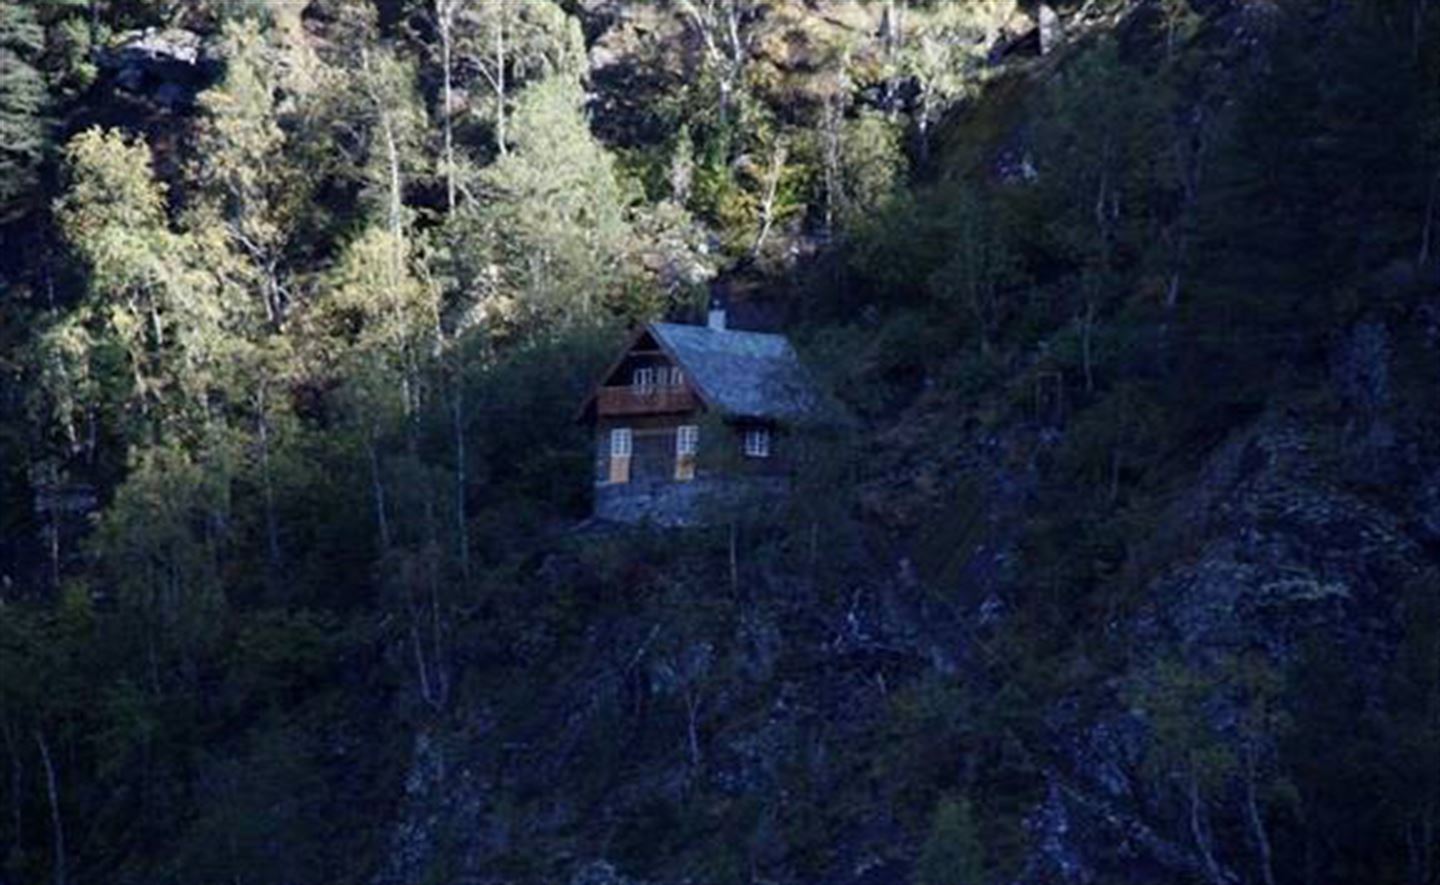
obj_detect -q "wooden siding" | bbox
[596,385,698,416]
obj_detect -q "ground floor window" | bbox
[609,427,632,483]
[743,426,771,458]
[675,424,698,480]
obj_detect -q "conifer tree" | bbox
[0,5,49,223]
[915,795,987,885]
[471,75,636,323]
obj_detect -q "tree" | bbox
[674,0,763,130]
[51,129,250,431]
[1125,657,1238,885]
[309,225,438,418]
[40,120,265,629]
[96,444,231,678]
[897,9,987,166]
[0,585,95,885]
[469,75,637,323]
[0,5,49,223]
[191,17,308,330]
[413,0,583,176]
[1032,39,1166,392]
[914,795,986,885]
[926,185,1022,355]
[832,110,907,237]
[349,48,428,255]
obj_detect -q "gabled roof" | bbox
[577,321,831,424]
[649,322,822,423]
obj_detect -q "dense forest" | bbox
[3,0,1440,883]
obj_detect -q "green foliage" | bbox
[190,16,309,328]
[835,110,908,234]
[471,75,642,323]
[54,128,171,289]
[925,185,1023,353]
[0,4,49,222]
[96,444,230,653]
[915,795,987,885]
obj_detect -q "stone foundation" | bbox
[593,476,788,526]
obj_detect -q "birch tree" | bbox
[674,0,761,129]
[413,0,582,168]
[191,17,308,331]
[51,129,251,434]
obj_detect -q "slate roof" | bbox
[648,322,825,423]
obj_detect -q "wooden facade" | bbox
[577,318,823,525]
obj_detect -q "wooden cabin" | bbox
[575,308,827,525]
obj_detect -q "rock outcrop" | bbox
[96,27,220,110]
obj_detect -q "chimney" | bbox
[707,278,729,330]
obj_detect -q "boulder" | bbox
[1038,4,1063,54]
[96,27,220,109]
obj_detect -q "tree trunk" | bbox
[721,0,744,126]
[35,730,64,885]
[3,719,21,862]
[428,552,448,708]
[881,0,903,119]
[367,430,391,552]
[1080,301,1096,395]
[439,0,457,215]
[1188,765,1227,885]
[494,4,507,157]
[916,84,932,168]
[383,116,403,253]
[256,384,282,581]
[46,503,60,593]
[410,617,435,708]
[821,93,841,237]
[1419,167,1437,267]
[452,383,470,581]
[684,689,702,767]
[1244,742,1277,885]
[751,140,787,257]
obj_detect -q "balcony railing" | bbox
[596,385,698,416]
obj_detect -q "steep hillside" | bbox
[3,2,1440,885]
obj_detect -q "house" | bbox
[575,306,829,525]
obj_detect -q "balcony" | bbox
[596,385,698,416]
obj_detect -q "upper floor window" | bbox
[743,427,771,458]
[632,367,656,390]
[669,366,684,387]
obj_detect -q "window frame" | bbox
[742,427,771,459]
[676,424,699,456]
[674,424,699,481]
[610,427,633,458]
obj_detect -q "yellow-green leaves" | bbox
[51,128,256,439]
